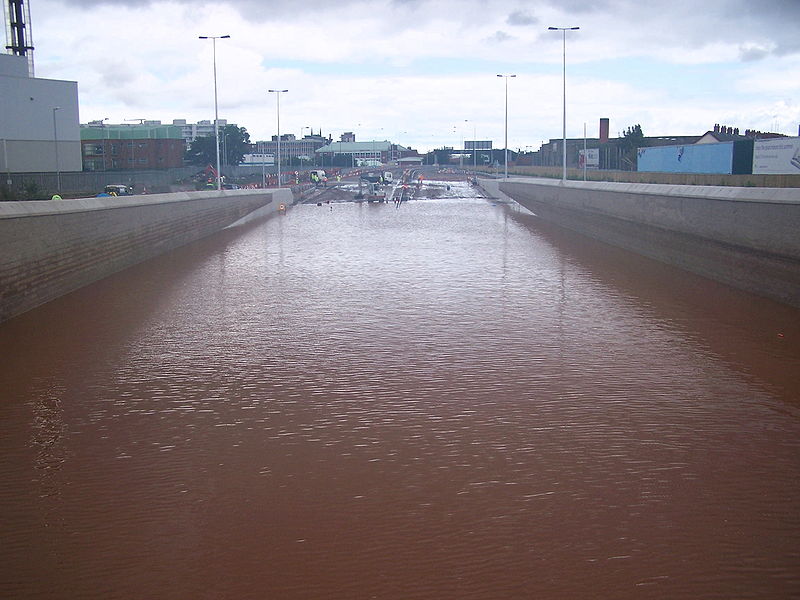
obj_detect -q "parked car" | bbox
[103,184,132,196]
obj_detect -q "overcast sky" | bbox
[24,0,800,151]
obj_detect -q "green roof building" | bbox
[80,124,185,171]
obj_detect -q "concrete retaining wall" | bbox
[492,178,800,307]
[479,166,800,188]
[0,188,293,322]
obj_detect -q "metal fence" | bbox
[1,167,199,200]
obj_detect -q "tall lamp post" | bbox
[260,141,267,188]
[199,34,230,191]
[52,106,61,193]
[96,117,109,171]
[470,120,477,172]
[460,119,469,170]
[269,89,288,186]
[125,118,147,173]
[548,26,579,182]
[497,74,516,179]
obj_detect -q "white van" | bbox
[383,172,393,184]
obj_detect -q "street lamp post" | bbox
[471,121,477,172]
[52,106,61,193]
[96,117,109,171]
[259,141,267,188]
[221,131,227,173]
[269,89,288,186]
[199,34,230,191]
[548,26,579,182]
[497,74,516,179]
[460,119,468,170]
[301,126,312,166]
[125,118,147,172]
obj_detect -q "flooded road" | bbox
[2,180,799,599]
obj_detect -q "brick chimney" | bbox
[599,118,609,143]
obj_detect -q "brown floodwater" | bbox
[2,182,799,599]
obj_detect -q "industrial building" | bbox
[255,130,331,165]
[315,132,414,166]
[536,118,701,171]
[0,53,81,175]
[636,124,800,176]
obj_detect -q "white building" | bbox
[241,153,275,166]
[0,54,81,174]
[171,119,233,148]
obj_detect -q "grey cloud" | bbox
[485,30,514,43]
[506,10,538,26]
[701,0,800,59]
[773,38,800,57]
[45,0,800,58]
[739,44,770,62]
[540,0,612,13]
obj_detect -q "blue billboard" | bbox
[637,142,735,174]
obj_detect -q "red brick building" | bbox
[80,124,185,171]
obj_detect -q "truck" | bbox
[309,169,327,185]
[364,182,386,202]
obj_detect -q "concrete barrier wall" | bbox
[479,166,800,188]
[0,188,293,322]
[493,177,800,307]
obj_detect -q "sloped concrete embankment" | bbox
[0,188,293,322]
[495,177,800,308]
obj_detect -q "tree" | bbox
[426,147,452,165]
[185,125,251,168]
[620,124,645,171]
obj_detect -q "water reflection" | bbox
[511,209,800,402]
[1,181,798,599]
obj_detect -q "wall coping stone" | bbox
[503,177,800,204]
[0,189,287,219]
